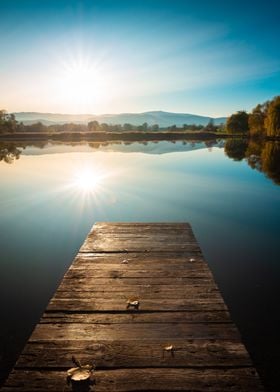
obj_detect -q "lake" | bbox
[0,139,280,391]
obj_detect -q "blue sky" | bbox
[0,0,280,115]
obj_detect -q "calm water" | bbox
[0,139,280,391]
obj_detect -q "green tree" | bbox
[100,123,109,132]
[226,111,249,134]
[169,124,177,132]
[0,110,18,133]
[137,122,148,131]
[265,96,280,137]
[123,123,133,131]
[205,119,216,132]
[88,120,100,132]
[142,122,148,131]
[151,124,159,131]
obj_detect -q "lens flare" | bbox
[73,169,101,192]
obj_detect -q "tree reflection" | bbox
[261,142,280,185]
[224,139,280,185]
[245,139,265,171]
[0,143,22,164]
[1,138,280,186]
[224,139,248,161]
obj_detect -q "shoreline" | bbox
[0,131,248,142]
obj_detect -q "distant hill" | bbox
[14,111,226,127]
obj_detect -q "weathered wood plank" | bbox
[65,266,211,279]
[70,252,204,267]
[89,222,192,231]
[79,223,199,253]
[80,241,200,253]
[29,323,240,342]
[16,340,252,368]
[2,368,263,392]
[53,287,220,299]
[58,277,216,287]
[40,311,232,324]
[3,222,263,391]
[46,298,228,312]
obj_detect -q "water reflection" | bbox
[0,143,22,164]
[224,139,248,161]
[0,139,224,162]
[72,168,104,192]
[224,139,280,185]
[1,139,280,186]
[0,137,280,391]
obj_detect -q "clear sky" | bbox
[0,0,280,116]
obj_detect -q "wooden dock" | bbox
[3,222,263,391]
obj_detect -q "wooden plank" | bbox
[53,287,220,299]
[57,277,216,287]
[80,241,200,253]
[40,311,232,324]
[29,323,240,341]
[90,222,192,231]
[2,368,263,391]
[16,340,252,368]
[63,267,213,279]
[70,252,204,266]
[3,222,263,391]
[46,298,228,312]
[79,223,199,253]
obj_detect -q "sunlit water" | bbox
[0,140,280,390]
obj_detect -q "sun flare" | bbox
[56,55,113,111]
[73,169,102,192]
[63,63,103,97]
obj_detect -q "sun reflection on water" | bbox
[73,168,102,192]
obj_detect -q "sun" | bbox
[63,62,103,97]
[56,56,111,111]
[73,169,102,192]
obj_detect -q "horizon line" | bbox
[9,109,228,118]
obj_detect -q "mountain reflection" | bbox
[224,139,280,185]
[1,139,280,185]
[0,139,223,161]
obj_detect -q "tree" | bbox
[123,123,133,131]
[205,119,216,132]
[137,122,148,132]
[248,103,268,137]
[265,96,280,137]
[88,120,100,132]
[169,124,177,132]
[151,124,159,131]
[226,111,249,134]
[0,110,18,133]
[100,123,109,132]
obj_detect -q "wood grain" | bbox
[3,222,263,391]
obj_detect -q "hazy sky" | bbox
[1,0,280,116]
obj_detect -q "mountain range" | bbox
[14,111,227,127]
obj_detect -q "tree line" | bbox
[87,120,218,133]
[3,94,280,137]
[0,109,222,134]
[226,95,280,137]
